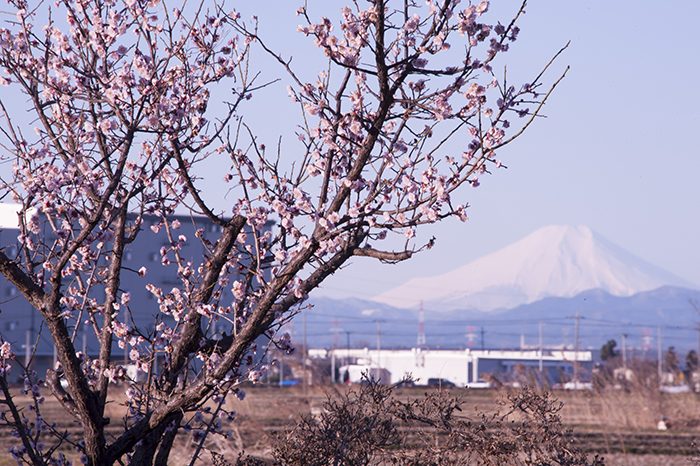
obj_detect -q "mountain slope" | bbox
[371,225,696,312]
[304,286,700,351]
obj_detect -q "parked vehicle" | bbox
[426,378,455,388]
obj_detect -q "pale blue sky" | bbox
[225,0,700,300]
[2,1,699,301]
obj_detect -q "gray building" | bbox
[0,204,268,378]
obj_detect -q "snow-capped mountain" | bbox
[371,225,697,312]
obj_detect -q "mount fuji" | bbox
[371,225,697,312]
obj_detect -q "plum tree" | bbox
[0,0,567,464]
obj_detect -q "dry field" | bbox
[2,384,700,466]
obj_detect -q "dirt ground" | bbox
[1,384,699,465]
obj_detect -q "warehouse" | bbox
[308,347,593,387]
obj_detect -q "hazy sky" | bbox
[230,0,700,301]
[3,1,699,302]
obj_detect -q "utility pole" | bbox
[345,331,351,367]
[331,351,336,384]
[417,300,426,349]
[574,312,580,385]
[539,322,543,373]
[622,333,628,370]
[279,354,284,388]
[480,327,485,350]
[377,319,381,366]
[657,326,662,383]
[303,309,307,395]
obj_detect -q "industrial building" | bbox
[308,347,593,387]
[0,203,269,378]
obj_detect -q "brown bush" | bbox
[268,377,604,466]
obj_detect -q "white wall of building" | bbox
[310,348,592,387]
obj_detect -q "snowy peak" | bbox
[372,225,696,312]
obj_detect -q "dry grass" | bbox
[596,453,695,466]
[2,383,700,465]
[557,388,700,432]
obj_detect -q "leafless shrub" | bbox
[212,451,269,466]
[272,377,604,466]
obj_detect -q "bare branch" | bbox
[353,246,413,263]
